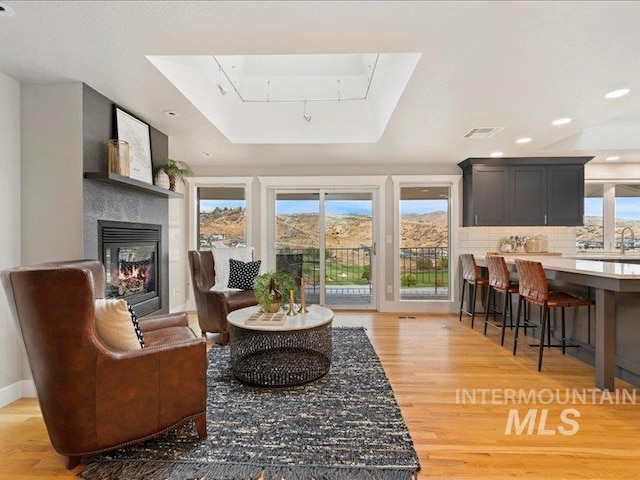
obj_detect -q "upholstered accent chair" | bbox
[1,259,207,469]
[188,250,257,345]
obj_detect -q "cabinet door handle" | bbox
[544,214,547,225]
[474,214,478,225]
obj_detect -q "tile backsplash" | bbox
[458,226,576,256]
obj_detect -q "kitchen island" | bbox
[474,255,640,390]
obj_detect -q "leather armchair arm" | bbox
[139,311,189,332]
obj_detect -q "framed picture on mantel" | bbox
[113,106,153,185]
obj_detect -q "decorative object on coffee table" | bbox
[79,328,421,480]
[157,158,193,191]
[267,276,282,312]
[286,289,297,316]
[297,276,309,313]
[253,270,295,313]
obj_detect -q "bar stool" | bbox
[458,254,489,329]
[513,259,594,371]
[483,255,519,346]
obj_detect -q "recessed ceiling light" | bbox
[606,156,620,161]
[515,137,532,144]
[201,152,212,156]
[163,110,178,117]
[490,151,504,157]
[604,88,630,99]
[552,118,572,126]
[0,2,16,16]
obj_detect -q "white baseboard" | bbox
[0,381,21,408]
[378,300,457,314]
[0,379,36,408]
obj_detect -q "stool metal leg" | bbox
[513,295,523,355]
[538,304,549,372]
[470,282,478,329]
[500,290,509,346]
[484,286,494,335]
[561,307,566,354]
[459,280,466,322]
[547,308,552,350]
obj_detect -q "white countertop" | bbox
[564,252,640,261]
[476,254,640,280]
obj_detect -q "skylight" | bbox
[147,53,421,144]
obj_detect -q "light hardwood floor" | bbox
[1,312,639,479]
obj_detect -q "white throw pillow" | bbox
[94,298,143,351]
[211,247,254,290]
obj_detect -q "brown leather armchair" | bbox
[1,259,207,469]
[188,250,257,345]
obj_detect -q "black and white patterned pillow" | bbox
[228,258,261,290]
[127,303,146,349]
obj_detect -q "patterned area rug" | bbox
[80,327,420,480]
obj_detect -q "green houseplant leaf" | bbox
[158,158,193,191]
[253,270,296,312]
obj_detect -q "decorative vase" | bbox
[268,302,282,313]
[108,139,130,177]
[266,277,282,313]
[168,174,177,191]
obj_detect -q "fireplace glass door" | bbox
[104,244,157,301]
[99,220,162,316]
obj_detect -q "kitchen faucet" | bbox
[620,227,635,255]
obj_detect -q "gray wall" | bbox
[0,72,24,402]
[82,85,170,314]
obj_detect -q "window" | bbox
[615,184,640,251]
[399,186,449,300]
[198,187,246,249]
[576,183,604,251]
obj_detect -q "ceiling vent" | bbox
[463,127,504,139]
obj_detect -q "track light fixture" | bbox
[302,99,312,122]
[217,66,228,95]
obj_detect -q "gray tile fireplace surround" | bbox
[83,180,169,316]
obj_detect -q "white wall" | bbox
[0,72,25,406]
[21,83,84,265]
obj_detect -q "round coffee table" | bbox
[227,304,334,387]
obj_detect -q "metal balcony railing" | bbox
[276,246,449,301]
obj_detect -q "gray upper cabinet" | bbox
[547,164,585,226]
[459,157,592,227]
[510,165,547,225]
[468,166,509,226]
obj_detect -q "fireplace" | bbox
[99,220,162,316]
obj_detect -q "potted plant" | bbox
[254,270,296,313]
[158,158,193,191]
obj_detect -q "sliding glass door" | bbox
[274,189,375,309]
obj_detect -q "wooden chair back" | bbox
[460,254,481,282]
[486,255,511,290]
[514,259,549,304]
